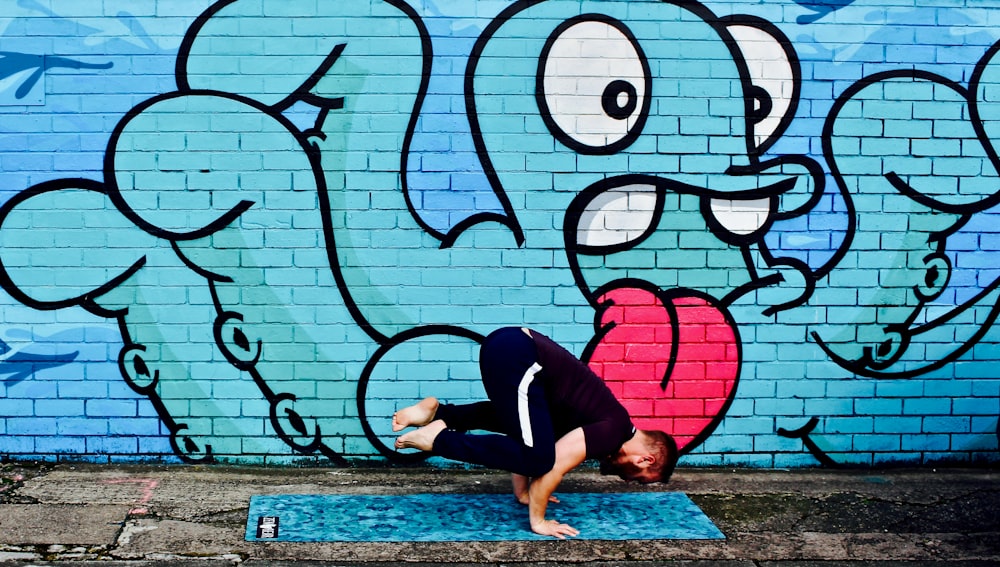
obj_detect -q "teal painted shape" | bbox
[0,186,155,306]
[110,93,319,238]
[815,70,1000,373]
[180,0,366,108]
[245,492,724,541]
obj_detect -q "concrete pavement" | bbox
[0,462,998,565]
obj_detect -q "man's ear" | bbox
[635,453,656,468]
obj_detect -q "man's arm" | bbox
[513,473,561,505]
[528,427,587,538]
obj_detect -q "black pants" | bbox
[431,327,556,477]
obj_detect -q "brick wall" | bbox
[0,0,997,468]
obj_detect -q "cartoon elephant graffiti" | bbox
[810,43,1000,377]
[765,38,1000,464]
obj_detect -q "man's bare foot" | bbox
[394,420,447,451]
[392,397,439,432]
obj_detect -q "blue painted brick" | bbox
[700,435,753,453]
[804,398,854,415]
[951,433,997,452]
[0,436,34,453]
[722,398,754,418]
[719,417,774,435]
[973,380,1000,396]
[854,398,903,416]
[826,417,874,434]
[109,418,161,436]
[903,398,951,415]
[723,453,772,467]
[776,380,825,398]
[875,381,924,398]
[854,435,900,453]
[9,418,58,435]
[953,398,999,415]
[86,437,140,454]
[57,418,108,436]
[35,436,87,455]
[0,399,35,417]
[754,398,804,416]
[827,381,876,398]
[923,416,971,434]
[86,400,138,418]
[874,416,923,434]
[36,400,85,417]
[925,379,973,397]
[753,435,800,453]
[137,436,176,456]
[680,454,723,467]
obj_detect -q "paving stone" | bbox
[0,504,128,546]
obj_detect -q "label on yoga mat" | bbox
[256,516,280,539]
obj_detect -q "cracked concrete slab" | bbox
[108,519,250,561]
[0,504,128,546]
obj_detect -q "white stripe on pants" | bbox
[517,362,543,448]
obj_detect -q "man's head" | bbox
[600,429,678,484]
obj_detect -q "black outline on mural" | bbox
[178,6,349,114]
[457,0,543,248]
[715,14,802,159]
[815,62,1000,377]
[104,92,254,242]
[777,417,842,468]
[793,0,857,26]
[0,179,217,463]
[969,40,1000,202]
[0,179,147,312]
[356,325,486,463]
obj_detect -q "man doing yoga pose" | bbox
[394,327,678,538]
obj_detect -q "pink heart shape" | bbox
[586,286,741,453]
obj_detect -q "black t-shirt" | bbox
[526,329,635,459]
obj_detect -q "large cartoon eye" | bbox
[537,15,651,155]
[724,19,800,155]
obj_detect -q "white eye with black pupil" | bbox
[537,16,651,155]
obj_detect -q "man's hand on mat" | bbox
[394,419,447,451]
[392,397,439,432]
[531,518,579,539]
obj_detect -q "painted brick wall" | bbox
[0,0,998,468]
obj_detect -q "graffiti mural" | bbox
[0,0,997,467]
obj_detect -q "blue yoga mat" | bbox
[246,492,724,541]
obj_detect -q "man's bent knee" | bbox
[520,446,556,478]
